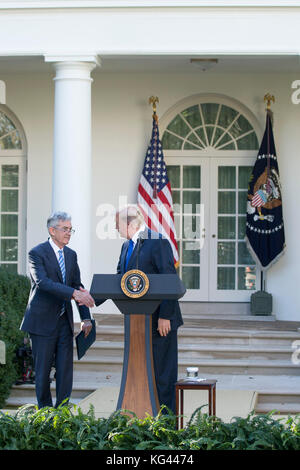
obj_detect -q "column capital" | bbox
[44,54,101,80]
[45,53,101,65]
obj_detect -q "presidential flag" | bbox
[245,110,285,270]
[137,112,179,267]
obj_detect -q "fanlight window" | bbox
[162,103,259,151]
[0,111,22,150]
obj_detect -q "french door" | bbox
[167,157,259,301]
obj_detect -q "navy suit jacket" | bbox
[116,229,183,335]
[20,240,91,336]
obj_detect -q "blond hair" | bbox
[117,205,145,229]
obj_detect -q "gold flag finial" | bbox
[264,93,275,110]
[149,96,159,114]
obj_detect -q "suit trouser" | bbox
[30,314,73,409]
[152,329,178,414]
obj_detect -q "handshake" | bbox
[72,287,95,308]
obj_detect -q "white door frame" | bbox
[209,157,260,301]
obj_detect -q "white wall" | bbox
[1,68,299,320]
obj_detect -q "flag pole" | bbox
[260,93,275,291]
[148,96,159,199]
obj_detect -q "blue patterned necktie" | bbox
[58,249,66,283]
[58,249,66,315]
[125,239,134,271]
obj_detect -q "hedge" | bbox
[0,404,300,450]
[0,268,31,408]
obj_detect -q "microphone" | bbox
[136,236,145,270]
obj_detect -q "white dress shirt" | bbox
[49,237,65,263]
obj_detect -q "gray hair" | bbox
[47,211,72,229]
[117,205,145,229]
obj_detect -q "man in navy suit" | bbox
[115,205,183,414]
[20,211,95,409]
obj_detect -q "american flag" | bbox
[138,113,179,267]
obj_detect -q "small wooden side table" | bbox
[175,379,217,429]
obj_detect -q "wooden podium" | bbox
[90,273,186,419]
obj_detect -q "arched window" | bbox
[162,102,259,151]
[0,105,27,274]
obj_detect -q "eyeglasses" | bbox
[55,227,75,234]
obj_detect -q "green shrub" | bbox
[0,404,300,450]
[0,268,31,408]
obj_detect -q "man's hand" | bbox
[73,287,95,308]
[81,320,93,338]
[157,318,171,337]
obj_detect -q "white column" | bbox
[45,55,100,287]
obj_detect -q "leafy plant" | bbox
[0,404,300,450]
[0,268,31,407]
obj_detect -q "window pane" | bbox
[182,241,200,264]
[238,216,246,239]
[238,191,248,214]
[218,242,235,264]
[1,165,19,187]
[201,103,219,125]
[237,132,259,150]
[174,215,181,238]
[183,215,201,239]
[166,166,180,188]
[195,127,207,146]
[218,167,236,189]
[0,131,22,150]
[205,126,214,146]
[183,166,200,188]
[238,166,252,189]
[1,239,18,261]
[0,112,15,136]
[181,105,202,128]
[162,132,183,150]
[182,266,200,289]
[238,266,256,290]
[216,132,234,149]
[1,189,18,212]
[183,142,203,150]
[171,190,180,209]
[0,263,17,273]
[183,191,201,213]
[1,214,18,236]
[230,114,251,139]
[219,141,236,150]
[238,242,255,264]
[218,267,235,289]
[185,131,202,148]
[167,114,190,138]
[218,216,236,239]
[218,105,238,129]
[218,192,236,214]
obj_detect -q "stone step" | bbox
[73,354,300,375]
[4,395,82,409]
[75,340,295,361]
[255,390,300,414]
[91,324,300,348]
[258,391,300,403]
[255,403,300,414]
[10,382,95,400]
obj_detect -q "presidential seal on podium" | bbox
[121,269,150,298]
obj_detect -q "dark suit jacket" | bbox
[20,240,91,336]
[116,228,183,334]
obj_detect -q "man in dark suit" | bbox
[20,211,95,409]
[115,205,183,414]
